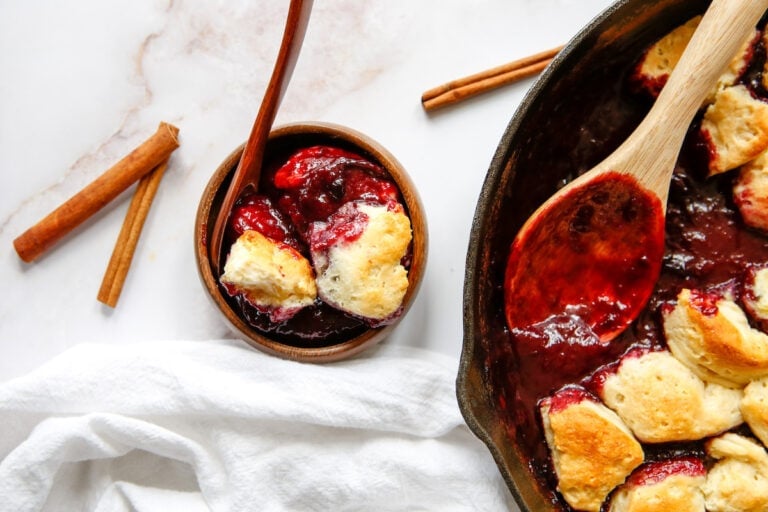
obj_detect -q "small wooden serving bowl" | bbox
[195,122,427,363]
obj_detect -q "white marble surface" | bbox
[1,0,615,379]
[1,0,617,508]
[1,0,616,465]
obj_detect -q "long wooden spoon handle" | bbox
[237,0,314,182]
[210,0,314,271]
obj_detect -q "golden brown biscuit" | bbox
[663,288,768,387]
[741,377,768,448]
[310,202,412,322]
[763,30,768,92]
[744,267,768,332]
[221,230,317,321]
[633,16,757,102]
[713,28,760,103]
[598,348,742,443]
[703,433,768,512]
[540,385,644,512]
[608,457,706,512]
[632,16,700,97]
[700,85,768,176]
[734,152,768,232]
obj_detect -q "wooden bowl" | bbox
[457,0,710,510]
[195,122,427,363]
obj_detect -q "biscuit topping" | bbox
[309,202,412,323]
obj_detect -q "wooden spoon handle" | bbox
[237,0,314,184]
[607,0,768,205]
[210,0,314,271]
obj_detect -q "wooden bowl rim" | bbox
[195,121,428,363]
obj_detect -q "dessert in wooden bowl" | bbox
[196,122,427,363]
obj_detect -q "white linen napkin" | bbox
[0,340,514,511]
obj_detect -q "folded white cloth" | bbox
[0,340,514,511]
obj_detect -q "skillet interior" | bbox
[457,0,710,509]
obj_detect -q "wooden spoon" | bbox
[210,0,314,271]
[504,0,768,342]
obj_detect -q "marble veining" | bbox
[0,0,615,385]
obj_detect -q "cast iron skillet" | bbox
[458,0,710,510]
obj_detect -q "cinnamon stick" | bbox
[13,122,180,263]
[97,159,169,308]
[421,45,563,111]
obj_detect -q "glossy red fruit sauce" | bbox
[308,201,370,255]
[229,195,302,252]
[223,144,407,347]
[540,384,597,415]
[622,457,706,488]
[272,145,400,236]
[504,171,665,343]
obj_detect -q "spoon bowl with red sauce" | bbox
[196,122,427,363]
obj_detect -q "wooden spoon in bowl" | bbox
[504,0,768,343]
[210,0,314,272]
